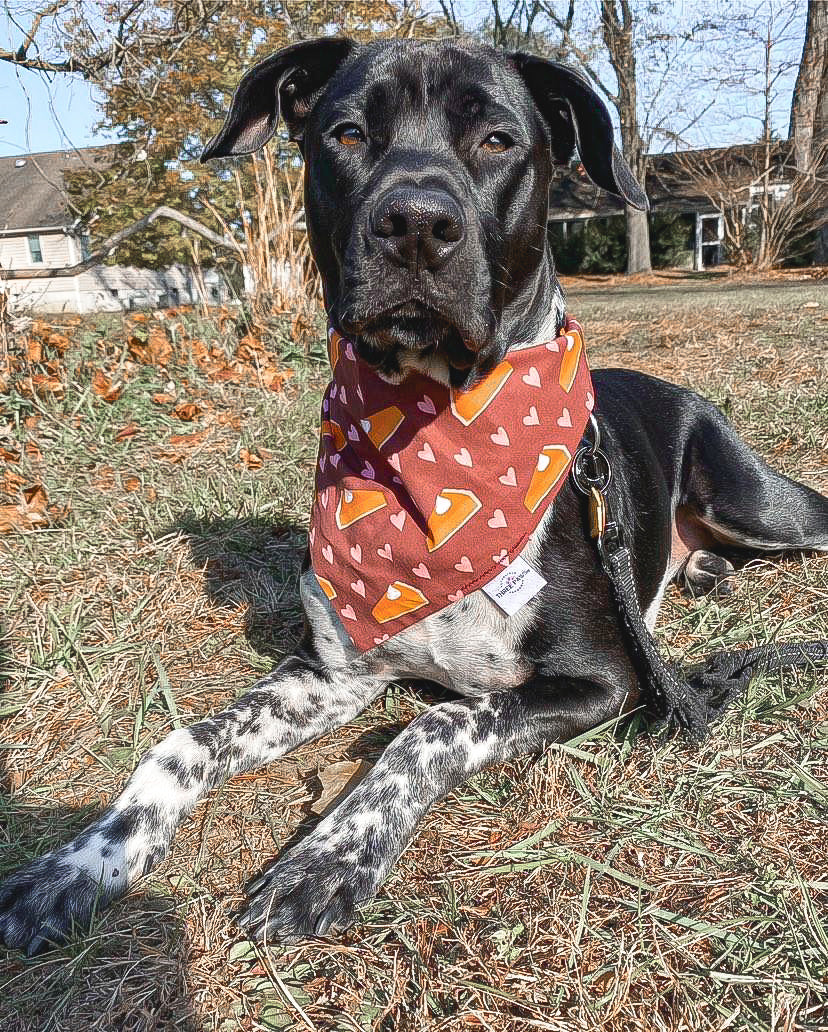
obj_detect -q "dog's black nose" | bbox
[370,187,464,271]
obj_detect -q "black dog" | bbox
[1,38,826,954]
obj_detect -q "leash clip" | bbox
[588,485,607,539]
[572,414,612,498]
[572,414,623,547]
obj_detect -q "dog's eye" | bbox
[336,124,366,147]
[481,132,512,153]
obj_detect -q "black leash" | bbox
[571,417,828,742]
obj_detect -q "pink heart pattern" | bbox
[310,318,591,651]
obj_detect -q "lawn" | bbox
[0,275,827,1031]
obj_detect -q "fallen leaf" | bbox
[187,340,209,365]
[0,447,21,463]
[236,334,262,361]
[172,402,202,422]
[128,327,172,366]
[260,367,293,392]
[24,441,42,461]
[92,370,122,403]
[168,430,207,447]
[0,483,50,534]
[310,759,372,817]
[114,422,140,443]
[45,332,70,353]
[239,447,263,469]
[18,374,65,399]
[122,475,142,492]
[2,470,25,493]
[25,338,42,362]
[152,392,176,405]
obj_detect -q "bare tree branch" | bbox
[0,206,245,281]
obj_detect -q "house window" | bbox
[27,234,43,264]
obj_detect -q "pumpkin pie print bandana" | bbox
[309,317,593,651]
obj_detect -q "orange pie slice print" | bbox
[360,406,404,449]
[321,419,346,451]
[328,328,342,368]
[426,488,482,551]
[524,444,571,513]
[559,328,583,393]
[315,574,337,601]
[335,487,387,529]
[372,581,429,624]
[450,361,513,426]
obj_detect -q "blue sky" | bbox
[0,1,807,158]
[0,60,111,155]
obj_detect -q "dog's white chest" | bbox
[300,510,554,695]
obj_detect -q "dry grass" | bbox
[0,278,826,1032]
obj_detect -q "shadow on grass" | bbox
[0,622,200,1031]
[173,512,308,662]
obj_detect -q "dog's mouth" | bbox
[342,302,478,373]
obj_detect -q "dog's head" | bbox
[203,38,645,387]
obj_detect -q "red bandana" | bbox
[309,317,593,651]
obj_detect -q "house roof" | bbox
[549,140,797,219]
[0,145,115,233]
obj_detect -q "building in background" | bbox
[0,146,229,313]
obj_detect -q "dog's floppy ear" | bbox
[201,37,355,161]
[511,53,648,211]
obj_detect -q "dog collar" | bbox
[309,318,593,650]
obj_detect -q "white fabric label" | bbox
[481,556,547,616]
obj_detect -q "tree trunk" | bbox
[789,0,828,264]
[625,204,651,274]
[601,0,651,275]
[789,0,828,173]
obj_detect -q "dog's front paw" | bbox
[0,854,101,955]
[0,832,127,955]
[237,818,393,941]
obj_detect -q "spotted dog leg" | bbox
[0,655,384,955]
[239,676,625,941]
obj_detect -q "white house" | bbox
[0,146,229,314]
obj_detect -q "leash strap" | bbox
[572,419,828,742]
